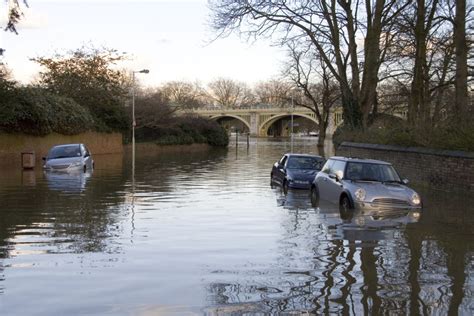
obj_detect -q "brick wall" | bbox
[0,132,123,166]
[336,142,474,192]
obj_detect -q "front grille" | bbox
[371,198,409,207]
[51,164,69,169]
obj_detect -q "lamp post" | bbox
[291,95,294,153]
[131,69,149,176]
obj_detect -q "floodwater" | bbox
[0,138,473,315]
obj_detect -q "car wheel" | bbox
[83,165,87,173]
[310,186,320,207]
[339,195,353,220]
[270,173,274,187]
[283,180,289,195]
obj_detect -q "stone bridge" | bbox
[181,107,343,137]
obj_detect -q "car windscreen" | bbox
[48,145,81,159]
[286,156,324,170]
[345,162,401,182]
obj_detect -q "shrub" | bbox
[0,86,95,136]
[92,102,130,133]
[135,116,229,147]
[32,46,130,133]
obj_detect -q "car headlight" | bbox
[411,193,421,205]
[355,188,366,201]
[69,161,82,167]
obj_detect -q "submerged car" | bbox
[271,153,325,193]
[310,157,422,212]
[43,143,94,172]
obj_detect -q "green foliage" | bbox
[0,85,94,136]
[135,116,229,147]
[155,134,195,145]
[32,46,130,132]
[333,118,474,152]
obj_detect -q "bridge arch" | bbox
[210,114,251,132]
[259,113,318,137]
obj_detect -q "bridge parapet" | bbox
[180,107,343,137]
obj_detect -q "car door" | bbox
[325,160,346,204]
[315,159,334,199]
[81,145,91,169]
[274,155,288,185]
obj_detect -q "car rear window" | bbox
[287,156,324,170]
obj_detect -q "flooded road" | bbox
[0,138,473,315]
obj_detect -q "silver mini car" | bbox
[43,143,94,172]
[310,157,422,212]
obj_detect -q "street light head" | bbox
[138,69,149,74]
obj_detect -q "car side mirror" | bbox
[330,171,343,182]
[402,179,409,185]
[84,153,90,157]
[42,157,46,161]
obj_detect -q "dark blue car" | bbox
[271,154,325,193]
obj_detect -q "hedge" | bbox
[135,116,229,147]
[0,86,95,136]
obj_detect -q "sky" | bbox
[0,0,287,87]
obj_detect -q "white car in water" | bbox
[43,143,94,172]
[310,157,422,214]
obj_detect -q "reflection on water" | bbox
[45,170,92,193]
[0,138,473,315]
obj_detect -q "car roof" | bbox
[286,153,324,159]
[328,156,392,165]
[52,143,82,148]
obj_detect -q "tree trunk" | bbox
[359,0,384,128]
[318,106,330,148]
[454,0,468,121]
[318,123,327,147]
[432,44,453,125]
[340,85,363,129]
[409,0,428,125]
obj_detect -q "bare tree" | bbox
[4,0,28,34]
[134,88,176,129]
[207,77,255,108]
[284,42,339,146]
[254,79,292,107]
[2,0,28,56]
[161,80,206,110]
[454,0,469,120]
[405,0,443,124]
[210,0,411,129]
[387,0,473,126]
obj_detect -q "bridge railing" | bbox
[185,104,290,111]
[185,106,317,113]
